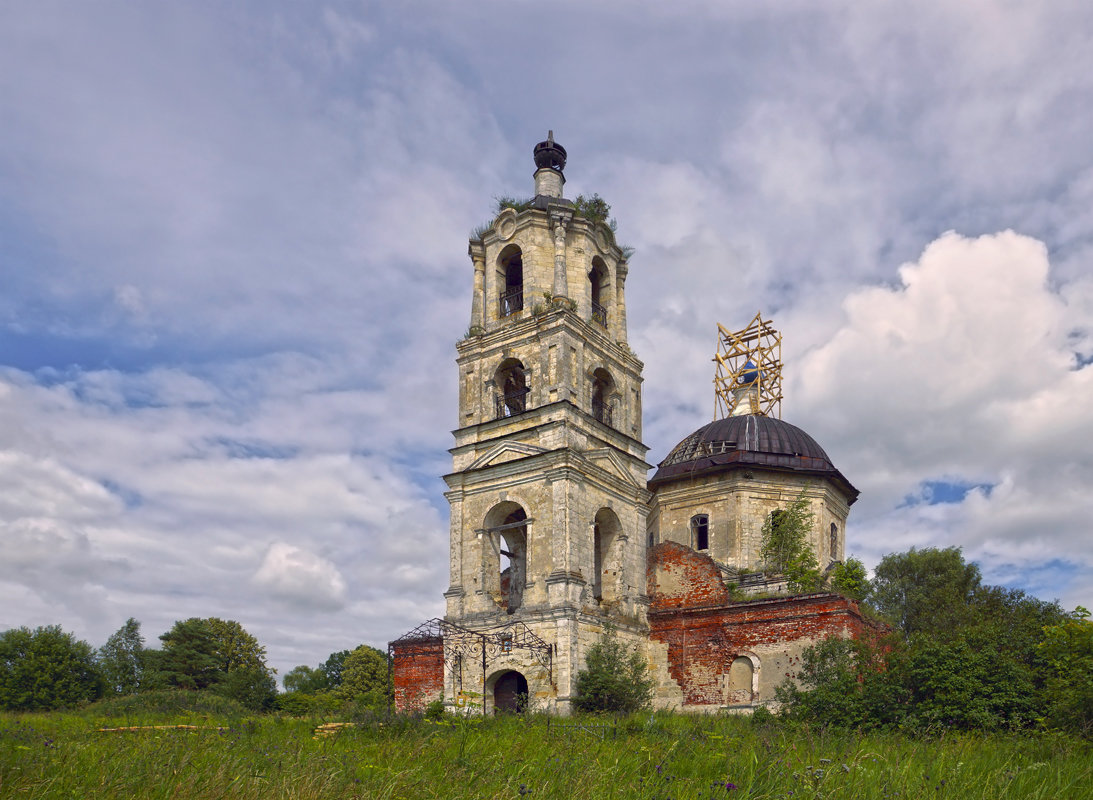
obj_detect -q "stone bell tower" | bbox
[442,133,651,713]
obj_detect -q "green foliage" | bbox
[573,627,653,714]
[4,709,1091,799]
[320,649,351,689]
[283,665,328,694]
[871,547,982,635]
[0,625,104,710]
[829,557,870,602]
[97,617,146,696]
[424,698,446,720]
[759,494,822,592]
[494,195,533,214]
[779,547,1074,734]
[335,645,390,710]
[86,687,249,720]
[154,619,221,691]
[152,617,276,709]
[1040,606,1093,735]
[572,193,611,224]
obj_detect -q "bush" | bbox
[0,625,104,711]
[573,627,653,714]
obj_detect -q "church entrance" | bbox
[493,670,528,713]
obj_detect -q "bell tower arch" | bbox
[444,134,650,713]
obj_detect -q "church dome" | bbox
[649,414,858,501]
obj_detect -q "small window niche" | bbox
[691,513,709,551]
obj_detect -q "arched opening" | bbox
[591,368,614,427]
[691,513,709,551]
[498,245,523,317]
[592,507,622,603]
[493,670,529,713]
[494,358,529,418]
[484,502,528,613]
[726,656,756,705]
[589,257,608,327]
[830,523,838,560]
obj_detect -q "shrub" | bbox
[573,627,653,714]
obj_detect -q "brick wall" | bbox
[391,638,444,712]
[646,541,880,707]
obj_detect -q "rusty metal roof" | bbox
[649,414,858,502]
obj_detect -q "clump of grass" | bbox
[2,709,1089,799]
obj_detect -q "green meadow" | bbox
[2,704,1089,799]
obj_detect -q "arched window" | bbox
[830,523,838,559]
[484,502,528,613]
[591,368,614,427]
[592,507,622,602]
[691,514,709,551]
[589,257,608,327]
[495,359,529,418]
[498,245,523,316]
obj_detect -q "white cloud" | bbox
[253,542,348,610]
[791,231,1093,608]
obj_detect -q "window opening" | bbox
[495,359,530,418]
[691,514,709,551]
[830,523,838,559]
[498,507,527,613]
[591,368,614,427]
[500,249,523,316]
[589,258,607,327]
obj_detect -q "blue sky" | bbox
[2,1,1091,679]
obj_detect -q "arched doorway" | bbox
[493,670,529,713]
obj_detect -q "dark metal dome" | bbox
[649,414,858,501]
[533,131,566,173]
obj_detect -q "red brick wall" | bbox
[391,638,444,712]
[647,541,731,609]
[647,542,880,706]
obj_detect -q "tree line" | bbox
[0,616,390,714]
[777,546,1093,736]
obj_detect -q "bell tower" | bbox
[443,134,650,713]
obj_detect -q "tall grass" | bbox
[2,705,1089,799]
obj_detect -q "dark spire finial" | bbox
[533,131,567,173]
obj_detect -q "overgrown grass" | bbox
[2,708,1089,799]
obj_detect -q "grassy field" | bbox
[2,703,1090,799]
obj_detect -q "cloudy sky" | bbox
[2,1,1091,680]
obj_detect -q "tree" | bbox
[828,556,870,602]
[153,617,276,709]
[870,547,982,635]
[336,645,390,709]
[283,665,328,694]
[573,627,653,714]
[759,493,821,592]
[0,626,104,710]
[320,649,351,689]
[98,617,146,696]
[155,618,221,690]
[1040,606,1093,735]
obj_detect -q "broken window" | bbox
[691,513,709,551]
[499,245,523,316]
[495,358,529,418]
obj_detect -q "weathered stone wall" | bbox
[647,470,851,571]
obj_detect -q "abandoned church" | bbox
[389,135,879,714]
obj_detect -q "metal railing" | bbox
[496,387,531,418]
[499,288,523,317]
[591,300,607,327]
[592,400,613,427]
